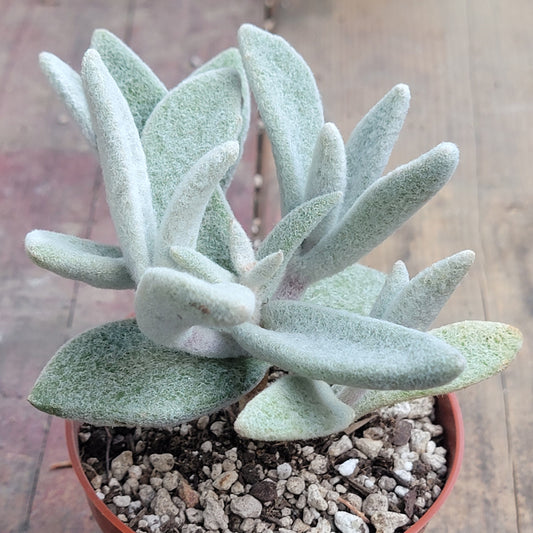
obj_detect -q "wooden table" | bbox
[1,1,531,532]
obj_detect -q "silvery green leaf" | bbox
[174,327,245,359]
[303,263,386,316]
[82,49,156,284]
[342,321,522,419]
[25,230,134,289]
[300,142,459,285]
[197,187,237,273]
[303,122,347,249]
[154,141,240,264]
[382,250,475,330]
[135,267,255,350]
[142,68,243,222]
[191,48,250,190]
[370,260,409,318]
[235,376,355,441]
[232,300,464,390]
[90,29,167,132]
[238,24,324,214]
[257,192,341,297]
[343,84,411,213]
[169,246,235,284]
[28,319,268,426]
[39,52,96,147]
[229,219,256,276]
[241,251,284,292]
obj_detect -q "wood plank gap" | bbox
[252,1,280,240]
[123,0,137,45]
[500,370,522,533]
[19,414,52,533]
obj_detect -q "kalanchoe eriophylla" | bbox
[26,25,522,441]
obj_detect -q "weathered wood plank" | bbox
[466,1,533,531]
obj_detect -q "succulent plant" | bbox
[26,24,521,441]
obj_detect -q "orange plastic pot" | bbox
[65,393,464,533]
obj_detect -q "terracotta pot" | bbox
[65,394,464,533]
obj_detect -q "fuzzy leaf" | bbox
[25,230,134,289]
[343,84,411,212]
[142,68,243,222]
[370,260,410,318]
[241,251,284,292]
[154,141,240,265]
[382,250,475,330]
[28,319,268,426]
[169,246,235,283]
[197,187,237,273]
[135,267,255,350]
[341,321,523,419]
[39,52,96,147]
[258,192,341,298]
[300,142,459,284]
[303,263,386,316]
[303,122,347,249]
[232,300,465,390]
[191,48,250,190]
[229,219,256,276]
[238,24,324,214]
[235,376,355,441]
[91,29,167,132]
[82,49,156,284]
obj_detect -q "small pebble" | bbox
[286,476,306,495]
[334,510,369,533]
[328,435,353,457]
[149,453,174,473]
[370,511,409,533]
[230,494,262,518]
[336,458,358,477]
[277,463,293,480]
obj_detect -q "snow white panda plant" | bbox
[25,24,522,442]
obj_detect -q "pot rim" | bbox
[65,393,464,533]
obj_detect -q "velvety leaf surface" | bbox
[300,142,459,285]
[303,263,386,316]
[91,29,167,132]
[257,192,341,298]
[343,84,411,211]
[39,52,96,147]
[191,48,250,190]
[197,188,237,274]
[25,230,134,289]
[232,300,465,390]
[169,246,235,284]
[82,49,156,284]
[303,123,347,249]
[238,24,324,214]
[241,251,284,292]
[142,68,243,222]
[154,141,239,264]
[28,320,268,427]
[370,260,409,318]
[228,219,256,276]
[235,376,355,441]
[382,250,475,330]
[135,267,256,350]
[341,321,523,419]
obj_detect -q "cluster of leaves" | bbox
[26,25,521,440]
